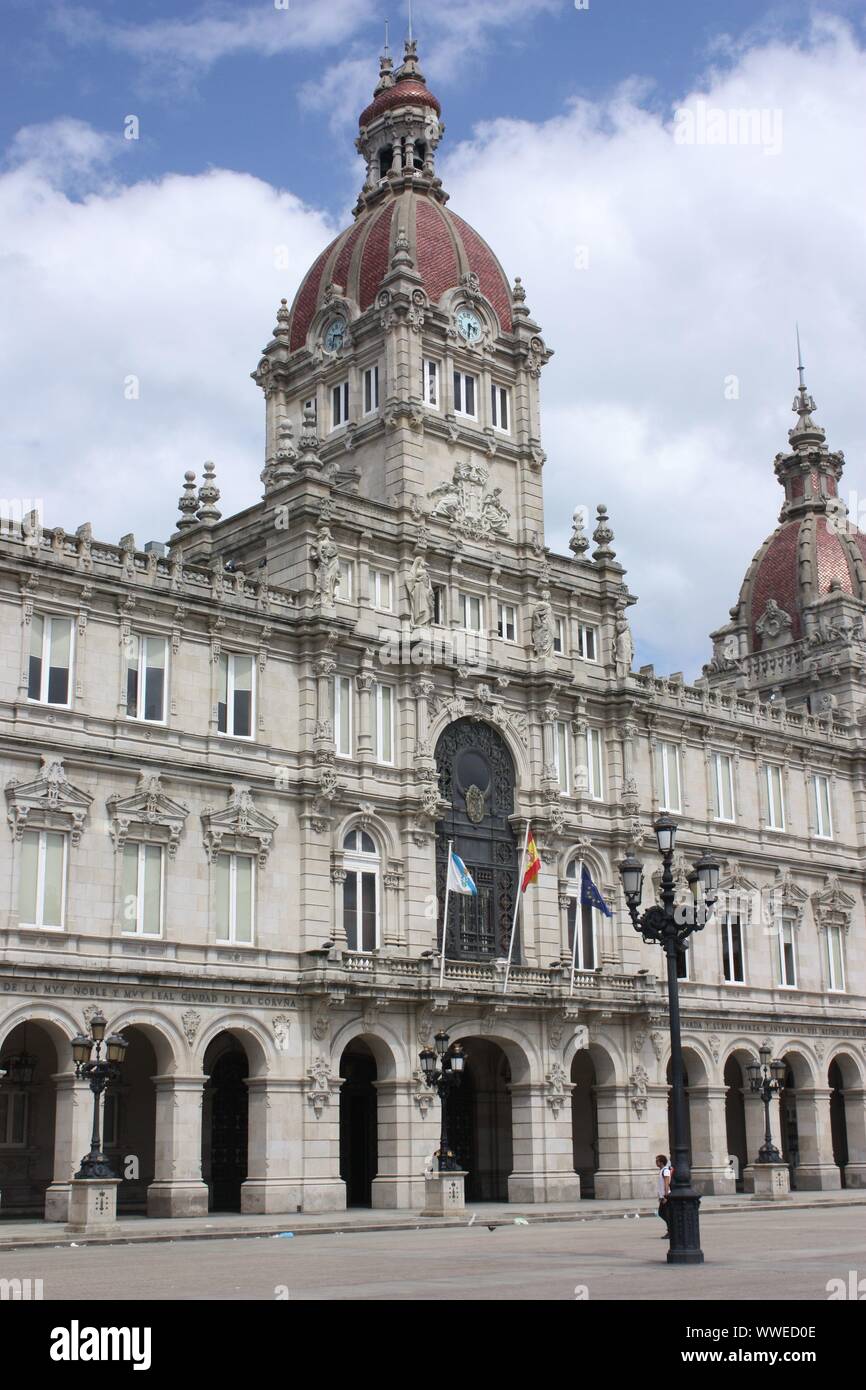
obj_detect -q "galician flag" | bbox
[521,827,541,892]
[447,848,477,896]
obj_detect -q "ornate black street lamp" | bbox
[70,1012,128,1180]
[418,1029,466,1171]
[746,1045,787,1163]
[619,815,720,1265]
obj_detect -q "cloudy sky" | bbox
[1,0,865,677]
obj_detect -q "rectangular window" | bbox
[656,741,682,813]
[765,764,785,831]
[373,682,395,765]
[343,869,379,952]
[778,918,797,988]
[120,842,163,936]
[554,721,571,793]
[432,585,447,625]
[827,925,845,992]
[722,915,745,983]
[125,634,167,723]
[215,854,254,944]
[331,675,353,758]
[497,603,517,642]
[453,370,477,418]
[712,752,735,822]
[373,570,393,612]
[460,592,483,632]
[553,617,565,655]
[676,948,690,981]
[28,614,73,706]
[422,358,439,408]
[813,774,833,839]
[336,559,353,601]
[586,728,603,800]
[491,383,510,432]
[330,379,350,429]
[363,365,379,415]
[577,623,598,662]
[567,900,596,971]
[18,830,66,929]
[0,1091,28,1146]
[217,653,254,738]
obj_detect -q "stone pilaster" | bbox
[147,1075,209,1218]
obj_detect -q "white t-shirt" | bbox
[657,1164,672,1198]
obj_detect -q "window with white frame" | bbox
[342,828,380,952]
[826,924,845,992]
[373,682,395,765]
[586,727,603,800]
[373,569,393,612]
[765,764,785,831]
[331,675,353,758]
[0,1089,28,1146]
[777,916,797,988]
[330,379,350,430]
[18,830,66,929]
[120,842,163,936]
[336,558,353,601]
[217,652,254,738]
[459,592,483,632]
[565,858,596,970]
[722,913,745,983]
[422,358,439,408]
[125,634,167,723]
[215,853,254,944]
[497,603,517,642]
[712,752,735,822]
[432,584,447,625]
[554,721,571,793]
[813,773,833,839]
[491,383,510,432]
[656,740,682,812]
[363,364,380,415]
[553,617,566,655]
[577,623,598,662]
[453,370,477,418]
[28,614,73,706]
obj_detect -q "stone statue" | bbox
[312,526,340,607]
[531,590,555,657]
[405,555,434,626]
[615,613,634,677]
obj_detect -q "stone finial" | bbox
[196,462,222,525]
[391,223,413,269]
[296,405,322,472]
[176,470,199,530]
[374,49,395,96]
[592,504,616,563]
[569,506,590,559]
[273,298,290,340]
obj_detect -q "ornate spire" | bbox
[295,404,322,472]
[273,297,290,342]
[592,504,616,563]
[176,470,198,530]
[788,327,825,451]
[772,342,843,517]
[196,461,222,525]
[569,506,590,559]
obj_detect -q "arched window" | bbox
[342,829,380,952]
[565,858,596,971]
[378,146,393,180]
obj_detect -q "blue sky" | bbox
[1,1,865,676]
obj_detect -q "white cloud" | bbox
[2,19,865,678]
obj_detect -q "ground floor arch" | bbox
[723,1054,749,1191]
[445,1037,513,1201]
[202,1033,249,1212]
[571,1050,598,1197]
[0,1021,58,1215]
[339,1039,378,1207]
[108,1026,158,1212]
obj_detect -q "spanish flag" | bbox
[521,827,541,892]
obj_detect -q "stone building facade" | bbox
[1,42,864,1221]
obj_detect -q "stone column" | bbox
[356,671,374,758]
[840,1087,866,1188]
[371,1078,427,1209]
[315,656,336,741]
[593,1082,654,1199]
[241,1077,304,1214]
[689,1085,735,1195]
[507,1080,581,1203]
[794,1085,842,1190]
[299,1062,346,1212]
[44,1073,95,1222]
[146,1075,209,1218]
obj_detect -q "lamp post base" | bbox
[667,1189,704,1265]
[744,1161,790,1200]
[66,1178,121,1234]
[421,1170,468,1217]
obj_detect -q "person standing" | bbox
[656,1154,673,1238]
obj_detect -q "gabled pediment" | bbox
[107,771,189,859]
[769,867,808,923]
[201,783,277,867]
[811,874,857,932]
[5,756,93,845]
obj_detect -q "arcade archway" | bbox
[339,1040,378,1207]
[0,1022,58,1216]
[445,1037,513,1201]
[202,1033,249,1212]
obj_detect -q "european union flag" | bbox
[581,865,613,917]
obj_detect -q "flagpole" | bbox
[503,820,531,995]
[439,839,453,989]
[569,861,583,997]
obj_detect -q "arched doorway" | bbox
[339,1041,378,1207]
[829,1060,848,1189]
[202,1035,249,1212]
[107,1027,157,1213]
[780,1064,799,1189]
[446,1038,512,1200]
[571,1051,598,1197]
[0,1022,57,1217]
[724,1055,748,1191]
[434,719,518,962]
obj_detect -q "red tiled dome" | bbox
[745,514,866,650]
[287,190,514,353]
[359,80,441,129]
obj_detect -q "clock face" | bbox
[456,308,482,342]
[324,316,347,352]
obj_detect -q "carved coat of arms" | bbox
[465,785,486,824]
[428,461,509,541]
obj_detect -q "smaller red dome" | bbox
[359,80,441,129]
